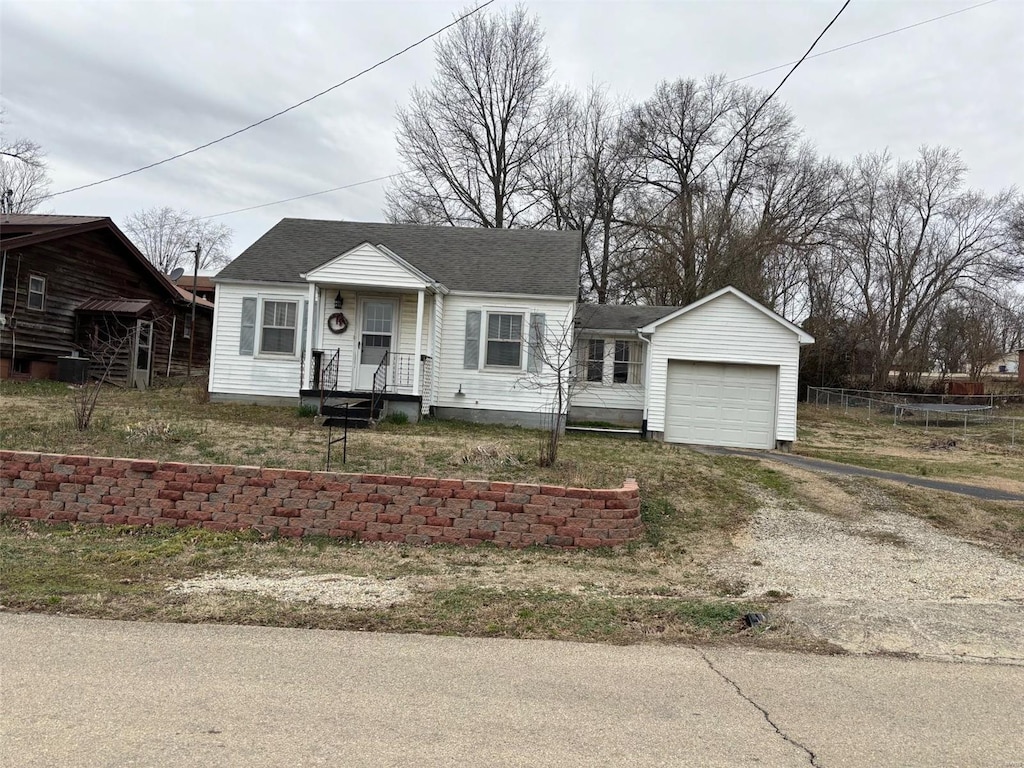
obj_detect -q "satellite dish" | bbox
[168,267,185,281]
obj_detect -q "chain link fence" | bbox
[805,386,1024,447]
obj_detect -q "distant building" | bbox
[173,270,217,303]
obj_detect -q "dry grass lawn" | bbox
[797,403,1024,494]
[0,378,813,648]
[2,380,1018,649]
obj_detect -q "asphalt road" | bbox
[2,614,1022,767]
[712,448,1024,503]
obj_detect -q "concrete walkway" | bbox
[2,614,1022,767]
[711,448,1024,503]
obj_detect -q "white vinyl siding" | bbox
[645,291,802,443]
[435,293,575,415]
[209,281,309,400]
[304,243,429,290]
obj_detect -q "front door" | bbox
[133,319,153,390]
[355,298,396,390]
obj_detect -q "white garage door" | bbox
[665,361,777,449]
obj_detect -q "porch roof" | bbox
[76,298,153,316]
[217,219,580,298]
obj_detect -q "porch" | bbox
[297,279,441,422]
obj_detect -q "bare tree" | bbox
[529,86,637,303]
[385,4,551,228]
[622,76,840,309]
[0,112,51,213]
[513,308,578,467]
[833,147,1017,388]
[122,207,233,273]
[71,319,136,430]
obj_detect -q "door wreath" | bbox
[327,312,349,334]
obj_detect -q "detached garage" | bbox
[640,286,813,450]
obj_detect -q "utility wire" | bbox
[634,0,851,230]
[48,0,496,199]
[690,0,852,186]
[197,173,405,219]
[204,0,990,221]
[729,0,998,84]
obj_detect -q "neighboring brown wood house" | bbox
[0,214,213,387]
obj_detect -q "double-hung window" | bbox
[585,338,605,382]
[613,340,643,385]
[260,300,298,355]
[27,275,45,311]
[485,313,522,368]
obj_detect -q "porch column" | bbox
[412,288,425,396]
[304,282,316,389]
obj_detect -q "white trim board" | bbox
[639,285,814,344]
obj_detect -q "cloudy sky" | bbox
[2,0,1021,257]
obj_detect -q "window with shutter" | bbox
[239,297,257,356]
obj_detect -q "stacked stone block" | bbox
[0,451,642,549]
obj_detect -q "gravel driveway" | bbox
[712,486,1024,664]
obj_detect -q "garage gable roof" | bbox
[639,286,814,344]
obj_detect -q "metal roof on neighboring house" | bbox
[575,304,678,332]
[215,218,582,297]
[173,285,215,309]
[173,275,217,292]
[0,214,107,231]
[76,298,154,316]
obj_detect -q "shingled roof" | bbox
[216,219,581,297]
[575,304,678,331]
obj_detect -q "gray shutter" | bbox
[299,300,309,356]
[239,297,257,356]
[464,310,481,369]
[527,313,546,373]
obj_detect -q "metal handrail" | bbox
[370,351,389,420]
[318,348,341,413]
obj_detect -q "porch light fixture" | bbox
[334,291,344,309]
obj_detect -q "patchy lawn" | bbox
[0,379,818,649]
[796,403,1024,494]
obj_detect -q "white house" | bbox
[210,219,813,449]
[210,219,579,429]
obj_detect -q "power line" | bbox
[729,0,999,84]
[48,1,496,199]
[202,0,991,221]
[197,173,405,219]
[689,0,852,186]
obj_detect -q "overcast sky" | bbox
[2,0,1021,258]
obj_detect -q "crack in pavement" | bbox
[699,650,822,767]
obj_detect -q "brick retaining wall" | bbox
[0,452,642,549]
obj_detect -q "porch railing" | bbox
[308,349,433,397]
[308,349,341,391]
[371,351,390,419]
